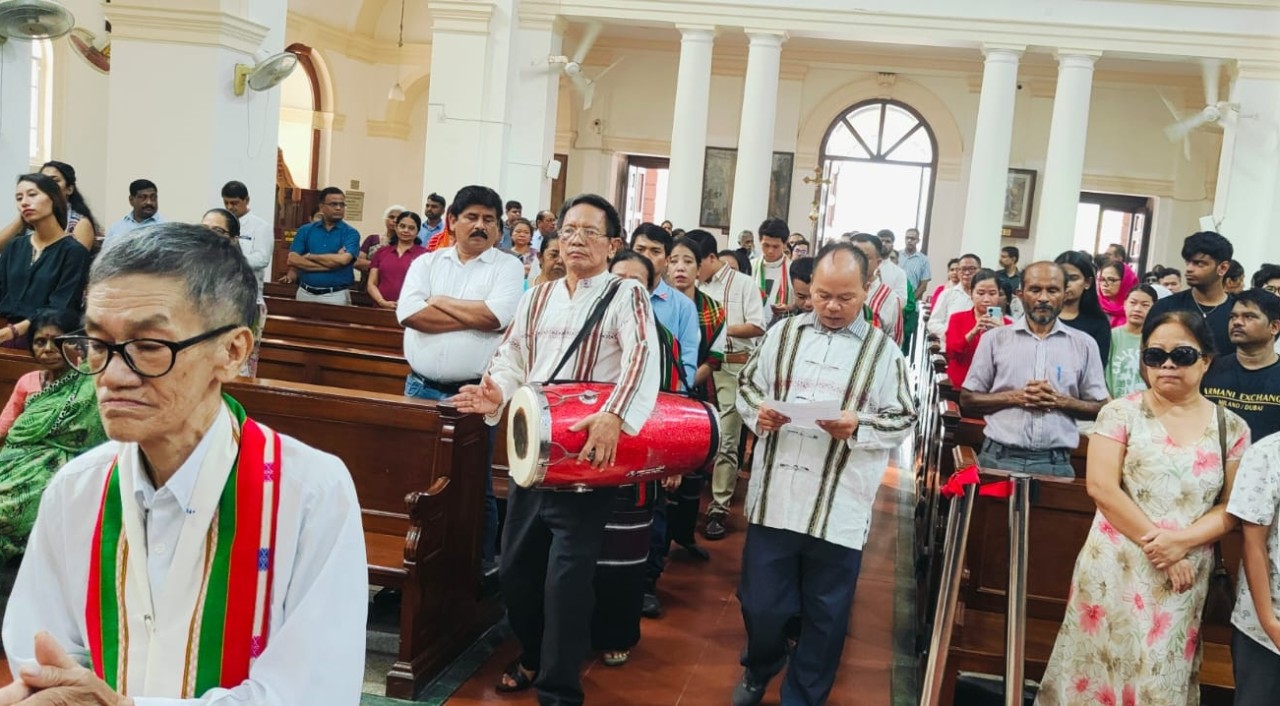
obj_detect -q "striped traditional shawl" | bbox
[86,394,282,697]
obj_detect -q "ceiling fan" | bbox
[0,0,74,43]
[1159,58,1237,159]
[543,21,623,111]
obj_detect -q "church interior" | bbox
[0,0,1277,704]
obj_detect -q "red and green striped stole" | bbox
[655,322,684,393]
[85,394,282,696]
[755,257,790,305]
[694,290,725,366]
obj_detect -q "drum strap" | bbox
[547,280,623,383]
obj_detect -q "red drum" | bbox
[507,382,719,491]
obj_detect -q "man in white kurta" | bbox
[730,243,917,706]
[454,194,659,706]
[0,224,367,706]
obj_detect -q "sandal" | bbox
[495,660,537,693]
[602,649,630,667]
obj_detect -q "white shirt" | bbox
[736,314,917,549]
[700,264,767,354]
[486,272,660,435]
[3,416,368,705]
[397,245,524,383]
[878,259,910,303]
[237,210,275,293]
[1228,432,1280,654]
[927,284,973,350]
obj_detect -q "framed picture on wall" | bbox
[1002,168,1037,239]
[700,148,796,229]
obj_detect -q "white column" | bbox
[103,0,285,222]
[423,0,515,203]
[0,39,33,177]
[960,45,1024,259]
[1213,61,1280,279]
[1033,51,1100,260]
[501,14,563,211]
[728,30,786,238]
[665,26,716,230]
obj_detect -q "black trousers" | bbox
[1233,627,1280,706]
[591,562,646,651]
[500,482,617,706]
[738,524,863,706]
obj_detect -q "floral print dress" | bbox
[1036,393,1250,706]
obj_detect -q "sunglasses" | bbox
[1141,346,1204,367]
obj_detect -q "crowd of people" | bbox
[0,159,1276,706]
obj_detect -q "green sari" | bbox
[0,371,106,563]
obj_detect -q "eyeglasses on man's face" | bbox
[558,226,607,242]
[57,324,239,378]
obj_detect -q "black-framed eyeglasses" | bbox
[1141,345,1204,368]
[57,324,239,378]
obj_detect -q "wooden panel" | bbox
[263,315,402,355]
[263,296,400,329]
[254,338,407,395]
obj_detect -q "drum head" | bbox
[507,385,549,488]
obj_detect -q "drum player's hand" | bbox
[815,410,859,441]
[661,475,682,492]
[570,412,623,469]
[451,374,503,416]
[756,404,791,434]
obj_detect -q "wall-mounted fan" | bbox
[233,50,298,96]
[1159,59,1237,159]
[540,21,623,111]
[0,0,74,42]
[69,25,109,73]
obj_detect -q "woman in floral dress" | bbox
[1037,311,1251,706]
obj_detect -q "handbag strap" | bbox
[1213,402,1229,571]
[546,280,623,383]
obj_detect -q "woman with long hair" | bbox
[1054,250,1113,365]
[0,175,90,349]
[0,161,100,252]
[1037,311,1249,705]
[944,268,1013,387]
[1097,260,1138,328]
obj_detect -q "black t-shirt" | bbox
[1061,311,1112,367]
[1202,354,1280,441]
[0,235,90,321]
[1148,289,1237,357]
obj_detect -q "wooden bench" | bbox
[255,338,409,396]
[264,281,378,308]
[262,315,402,355]
[0,352,497,698]
[263,296,400,329]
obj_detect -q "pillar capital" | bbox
[105,2,269,55]
[428,0,496,35]
[980,43,1025,62]
[1054,50,1102,69]
[1237,59,1280,81]
[744,29,788,48]
[676,25,717,43]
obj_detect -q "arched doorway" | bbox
[278,43,323,189]
[817,99,937,246]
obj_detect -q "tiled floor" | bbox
[0,465,914,705]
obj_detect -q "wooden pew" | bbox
[0,352,497,698]
[931,442,1239,705]
[262,315,402,355]
[263,295,400,330]
[255,338,408,395]
[264,281,378,308]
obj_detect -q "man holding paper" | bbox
[728,242,917,706]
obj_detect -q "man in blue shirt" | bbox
[898,227,932,297]
[284,186,361,305]
[631,223,699,386]
[418,192,447,243]
[105,179,164,239]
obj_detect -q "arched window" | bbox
[29,39,52,168]
[278,43,322,189]
[818,100,937,246]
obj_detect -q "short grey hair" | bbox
[384,204,406,218]
[91,222,259,328]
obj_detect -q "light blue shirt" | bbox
[650,279,699,390]
[418,219,444,243]
[898,250,932,289]
[105,212,165,239]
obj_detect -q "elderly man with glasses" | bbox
[454,193,659,706]
[1,223,368,704]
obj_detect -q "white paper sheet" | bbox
[769,398,844,429]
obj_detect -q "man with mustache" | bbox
[1202,289,1280,440]
[398,185,525,572]
[105,179,164,239]
[960,262,1109,477]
